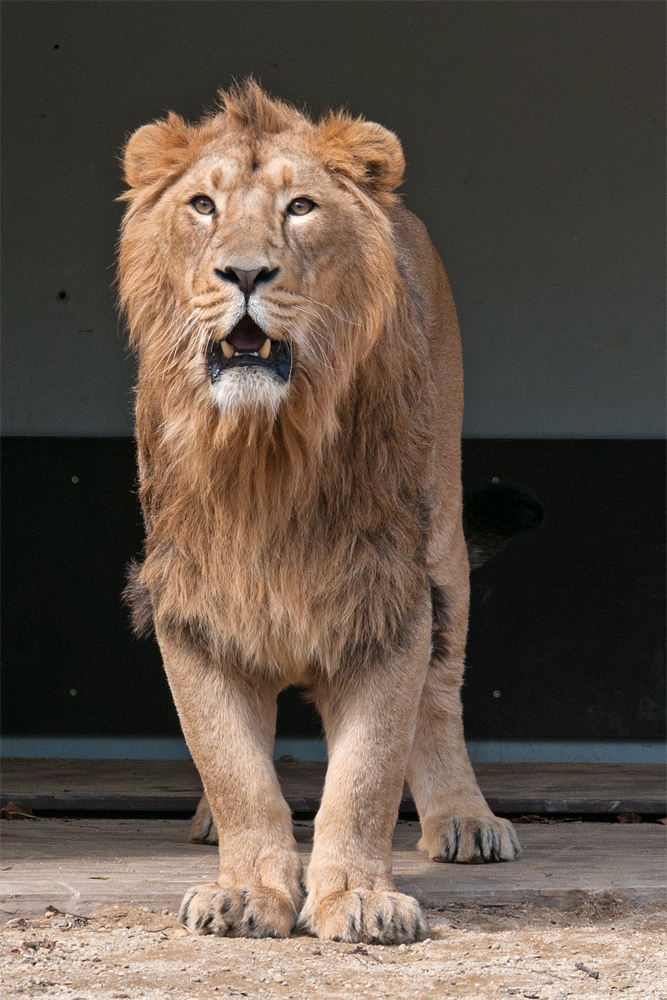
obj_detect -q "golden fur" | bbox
[118,81,519,945]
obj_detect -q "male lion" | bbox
[118,82,520,945]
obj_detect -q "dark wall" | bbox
[3,438,664,741]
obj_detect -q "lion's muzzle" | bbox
[207,315,292,384]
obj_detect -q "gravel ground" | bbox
[2,899,665,1000]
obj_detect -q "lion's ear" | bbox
[123,114,193,189]
[316,114,405,194]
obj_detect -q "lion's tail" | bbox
[463,484,544,571]
[122,559,155,637]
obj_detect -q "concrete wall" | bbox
[2,0,664,438]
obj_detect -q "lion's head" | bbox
[118,81,408,441]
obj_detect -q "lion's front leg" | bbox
[157,628,302,938]
[301,608,432,944]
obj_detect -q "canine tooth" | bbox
[259,338,272,359]
[221,341,234,359]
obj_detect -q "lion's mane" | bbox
[118,82,436,678]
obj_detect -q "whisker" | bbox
[145,310,203,381]
[284,305,341,367]
[293,292,363,327]
[274,313,340,375]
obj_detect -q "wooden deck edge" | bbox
[2,885,664,922]
[2,792,665,814]
[399,884,667,911]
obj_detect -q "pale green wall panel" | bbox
[2,1,664,437]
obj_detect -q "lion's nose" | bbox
[215,265,279,302]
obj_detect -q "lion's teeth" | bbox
[259,338,272,359]
[221,340,234,359]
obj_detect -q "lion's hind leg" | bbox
[190,792,218,844]
[420,814,520,864]
[407,575,521,864]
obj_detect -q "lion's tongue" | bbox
[229,329,265,351]
[228,316,266,352]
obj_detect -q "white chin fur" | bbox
[211,367,287,420]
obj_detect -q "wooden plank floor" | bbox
[1,817,665,920]
[1,759,665,815]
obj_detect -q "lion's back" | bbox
[390,205,466,580]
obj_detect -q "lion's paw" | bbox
[178,884,297,938]
[420,816,520,863]
[189,795,218,845]
[300,889,425,944]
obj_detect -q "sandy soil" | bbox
[2,898,665,1000]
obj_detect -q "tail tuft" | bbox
[122,560,155,637]
[463,484,544,570]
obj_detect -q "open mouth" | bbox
[206,315,292,383]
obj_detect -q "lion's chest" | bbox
[146,514,425,677]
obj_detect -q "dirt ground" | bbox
[2,898,665,1000]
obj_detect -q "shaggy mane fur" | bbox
[118,81,433,678]
[217,79,303,134]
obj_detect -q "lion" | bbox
[118,81,520,945]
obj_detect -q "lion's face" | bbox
[149,139,373,418]
[119,84,406,424]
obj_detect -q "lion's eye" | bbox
[286,198,315,217]
[192,196,216,215]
